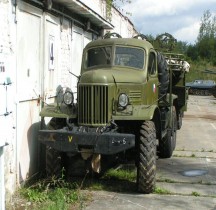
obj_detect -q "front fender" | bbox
[40,103,77,119]
[112,105,158,121]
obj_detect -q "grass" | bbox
[103,168,136,182]
[154,187,171,195]
[186,60,216,82]
[79,167,137,193]
[8,166,137,209]
[156,178,177,183]
[191,191,200,197]
[8,175,87,210]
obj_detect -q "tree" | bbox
[175,41,188,54]
[197,10,213,41]
[190,10,216,63]
[186,44,199,61]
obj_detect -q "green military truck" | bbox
[39,33,188,193]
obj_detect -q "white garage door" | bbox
[16,3,42,182]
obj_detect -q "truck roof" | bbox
[85,38,154,51]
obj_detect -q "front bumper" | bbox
[38,129,135,155]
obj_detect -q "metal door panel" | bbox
[16,4,42,182]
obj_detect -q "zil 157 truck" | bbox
[39,33,189,193]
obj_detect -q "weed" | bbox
[103,168,136,182]
[154,187,171,195]
[191,191,200,197]
[191,154,196,157]
[156,178,176,183]
[20,188,48,203]
[173,154,180,157]
[18,172,85,210]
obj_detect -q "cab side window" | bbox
[148,52,156,75]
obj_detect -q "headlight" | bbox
[118,93,129,108]
[63,91,74,105]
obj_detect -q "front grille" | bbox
[78,85,109,125]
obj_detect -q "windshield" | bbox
[85,46,112,68]
[115,47,144,69]
[84,46,144,70]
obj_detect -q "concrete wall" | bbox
[108,6,137,37]
[80,0,106,19]
[79,0,137,38]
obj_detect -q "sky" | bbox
[121,0,216,44]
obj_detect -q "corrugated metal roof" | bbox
[53,0,113,29]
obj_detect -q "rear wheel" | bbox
[212,88,216,98]
[177,111,183,130]
[159,107,177,158]
[137,121,156,193]
[157,53,169,98]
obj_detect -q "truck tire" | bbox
[45,118,66,177]
[177,112,182,130]
[172,107,177,151]
[213,88,216,98]
[159,107,177,158]
[137,121,156,193]
[46,146,62,177]
[157,53,169,98]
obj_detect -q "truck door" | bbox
[146,51,159,104]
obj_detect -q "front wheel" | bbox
[137,121,157,194]
[45,118,66,177]
[46,146,62,177]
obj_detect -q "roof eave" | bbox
[53,0,114,29]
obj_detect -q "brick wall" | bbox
[60,19,72,88]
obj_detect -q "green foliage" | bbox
[154,187,171,195]
[183,10,216,82]
[185,60,216,82]
[174,41,188,54]
[19,176,82,210]
[103,168,136,182]
[186,45,199,60]
[106,0,131,20]
[186,10,216,66]
[191,191,200,197]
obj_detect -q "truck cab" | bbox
[78,38,159,126]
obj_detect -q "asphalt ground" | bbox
[84,95,216,210]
